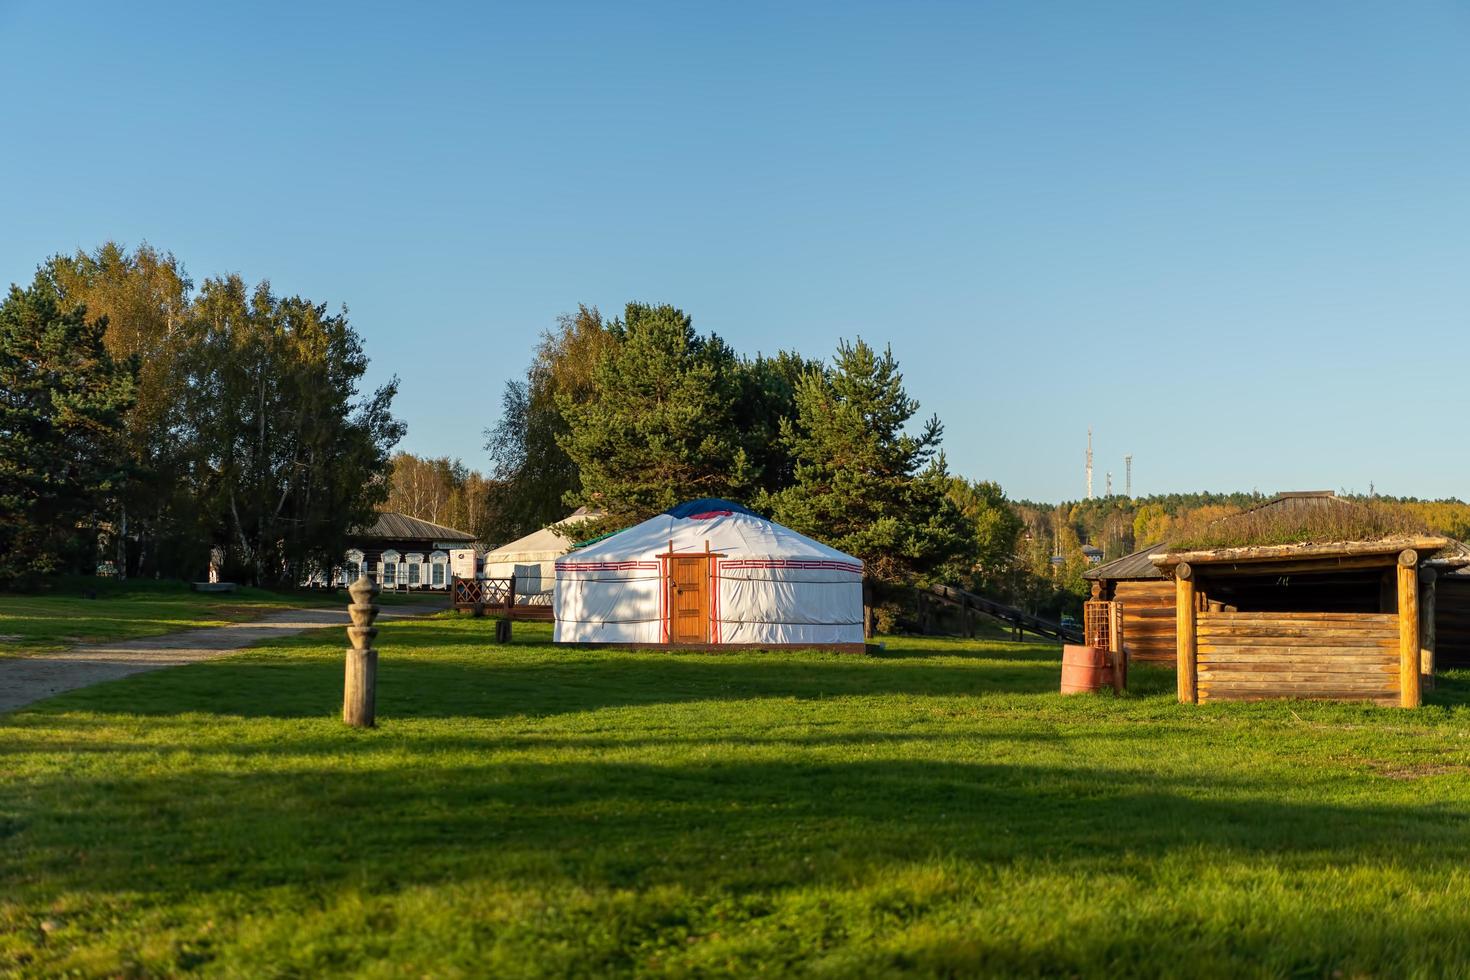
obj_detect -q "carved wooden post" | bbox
[344,575,380,728]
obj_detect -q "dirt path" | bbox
[0,601,446,714]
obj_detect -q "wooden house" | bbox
[1086,492,1470,706]
[333,512,478,590]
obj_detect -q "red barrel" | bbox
[1060,644,1112,694]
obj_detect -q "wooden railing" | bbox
[924,583,1084,644]
[450,576,554,620]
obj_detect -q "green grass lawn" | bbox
[0,578,435,657]
[6,617,1470,976]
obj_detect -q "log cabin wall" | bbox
[1194,611,1400,705]
[1438,578,1470,668]
[1113,580,1177,664]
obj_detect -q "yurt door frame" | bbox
[669,557,708,644]
[660,541,725,645]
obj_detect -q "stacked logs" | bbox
[345,575,380,727]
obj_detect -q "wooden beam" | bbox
[1151,536,1450,569]
[1185,554,1402,577]
[1176,563,1197,704]
[1398,550,1421,708]
[1421,566,1437,692]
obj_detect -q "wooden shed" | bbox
[1086,492,1470,706]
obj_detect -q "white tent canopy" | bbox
[484,508,598,604]
[555,499,864,647]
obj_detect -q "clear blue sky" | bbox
[3,1,1467,502]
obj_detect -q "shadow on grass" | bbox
[6,751,1470,903]
[37,643,1076,721]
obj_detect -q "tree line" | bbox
[15,242,1467,618]
[0,242,402,588]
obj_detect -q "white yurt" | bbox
[483,508,599,605]
[554,499,865,649]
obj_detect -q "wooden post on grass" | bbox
[1175,562,1197,704]
[344,575,380,728]
[1398,550,1421,708]
[862,580,870,640]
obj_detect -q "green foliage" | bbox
[765,339,975,586]
[485,305,616,541]
[42,242,196,578]
[0,278,136,586]
[947,477,1023,593]
[181,275,404,585]
[734,349,823,497]
[558,303,753,528]
[8,617,1470,975]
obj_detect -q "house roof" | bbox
[1085,541,1171,580]
[355,512,477,543]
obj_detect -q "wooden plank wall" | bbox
[1195,611,1400,705]
[1439,579,1470,669]
[1113,580,1177,664]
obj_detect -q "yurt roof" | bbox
[565,499,861,567]
[485,508,599,563]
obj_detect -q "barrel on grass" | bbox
[1060,644,1113,694]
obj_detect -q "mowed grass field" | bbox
[0,579,434,657]
[6,615,1470,976]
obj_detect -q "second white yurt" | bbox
[554,499,865,650]
[482,508,598,605]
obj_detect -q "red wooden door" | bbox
[669,557,709,644]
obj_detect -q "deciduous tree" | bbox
[181,275,403,585]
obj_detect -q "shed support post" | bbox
[1175,563,1197,704]
[1379,570,1397,614]
[1108,599,1126,693]
[862,580,874,640]
[1421,566,1438,692]
[1398,550,1421,708]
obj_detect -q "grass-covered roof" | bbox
[1165,493,1432,552]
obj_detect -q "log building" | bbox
[1085,492,1470,706]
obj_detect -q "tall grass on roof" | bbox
[1167,498,1432,552]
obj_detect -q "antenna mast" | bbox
[1106,471,1112,497]
[1124,454,1133,498]
[1086,428,1094,500]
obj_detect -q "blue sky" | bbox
[2,1,1467,502]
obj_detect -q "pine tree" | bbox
[765,338,975,586]
[0,278,136,584]
[558,303,751,527]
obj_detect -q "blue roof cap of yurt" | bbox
[663,498,759,520]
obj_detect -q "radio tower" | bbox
[1106,471,1113,497]
[1085,428,1094,500]
[1124,454,1133,497]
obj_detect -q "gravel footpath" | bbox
[0,601,445,714]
